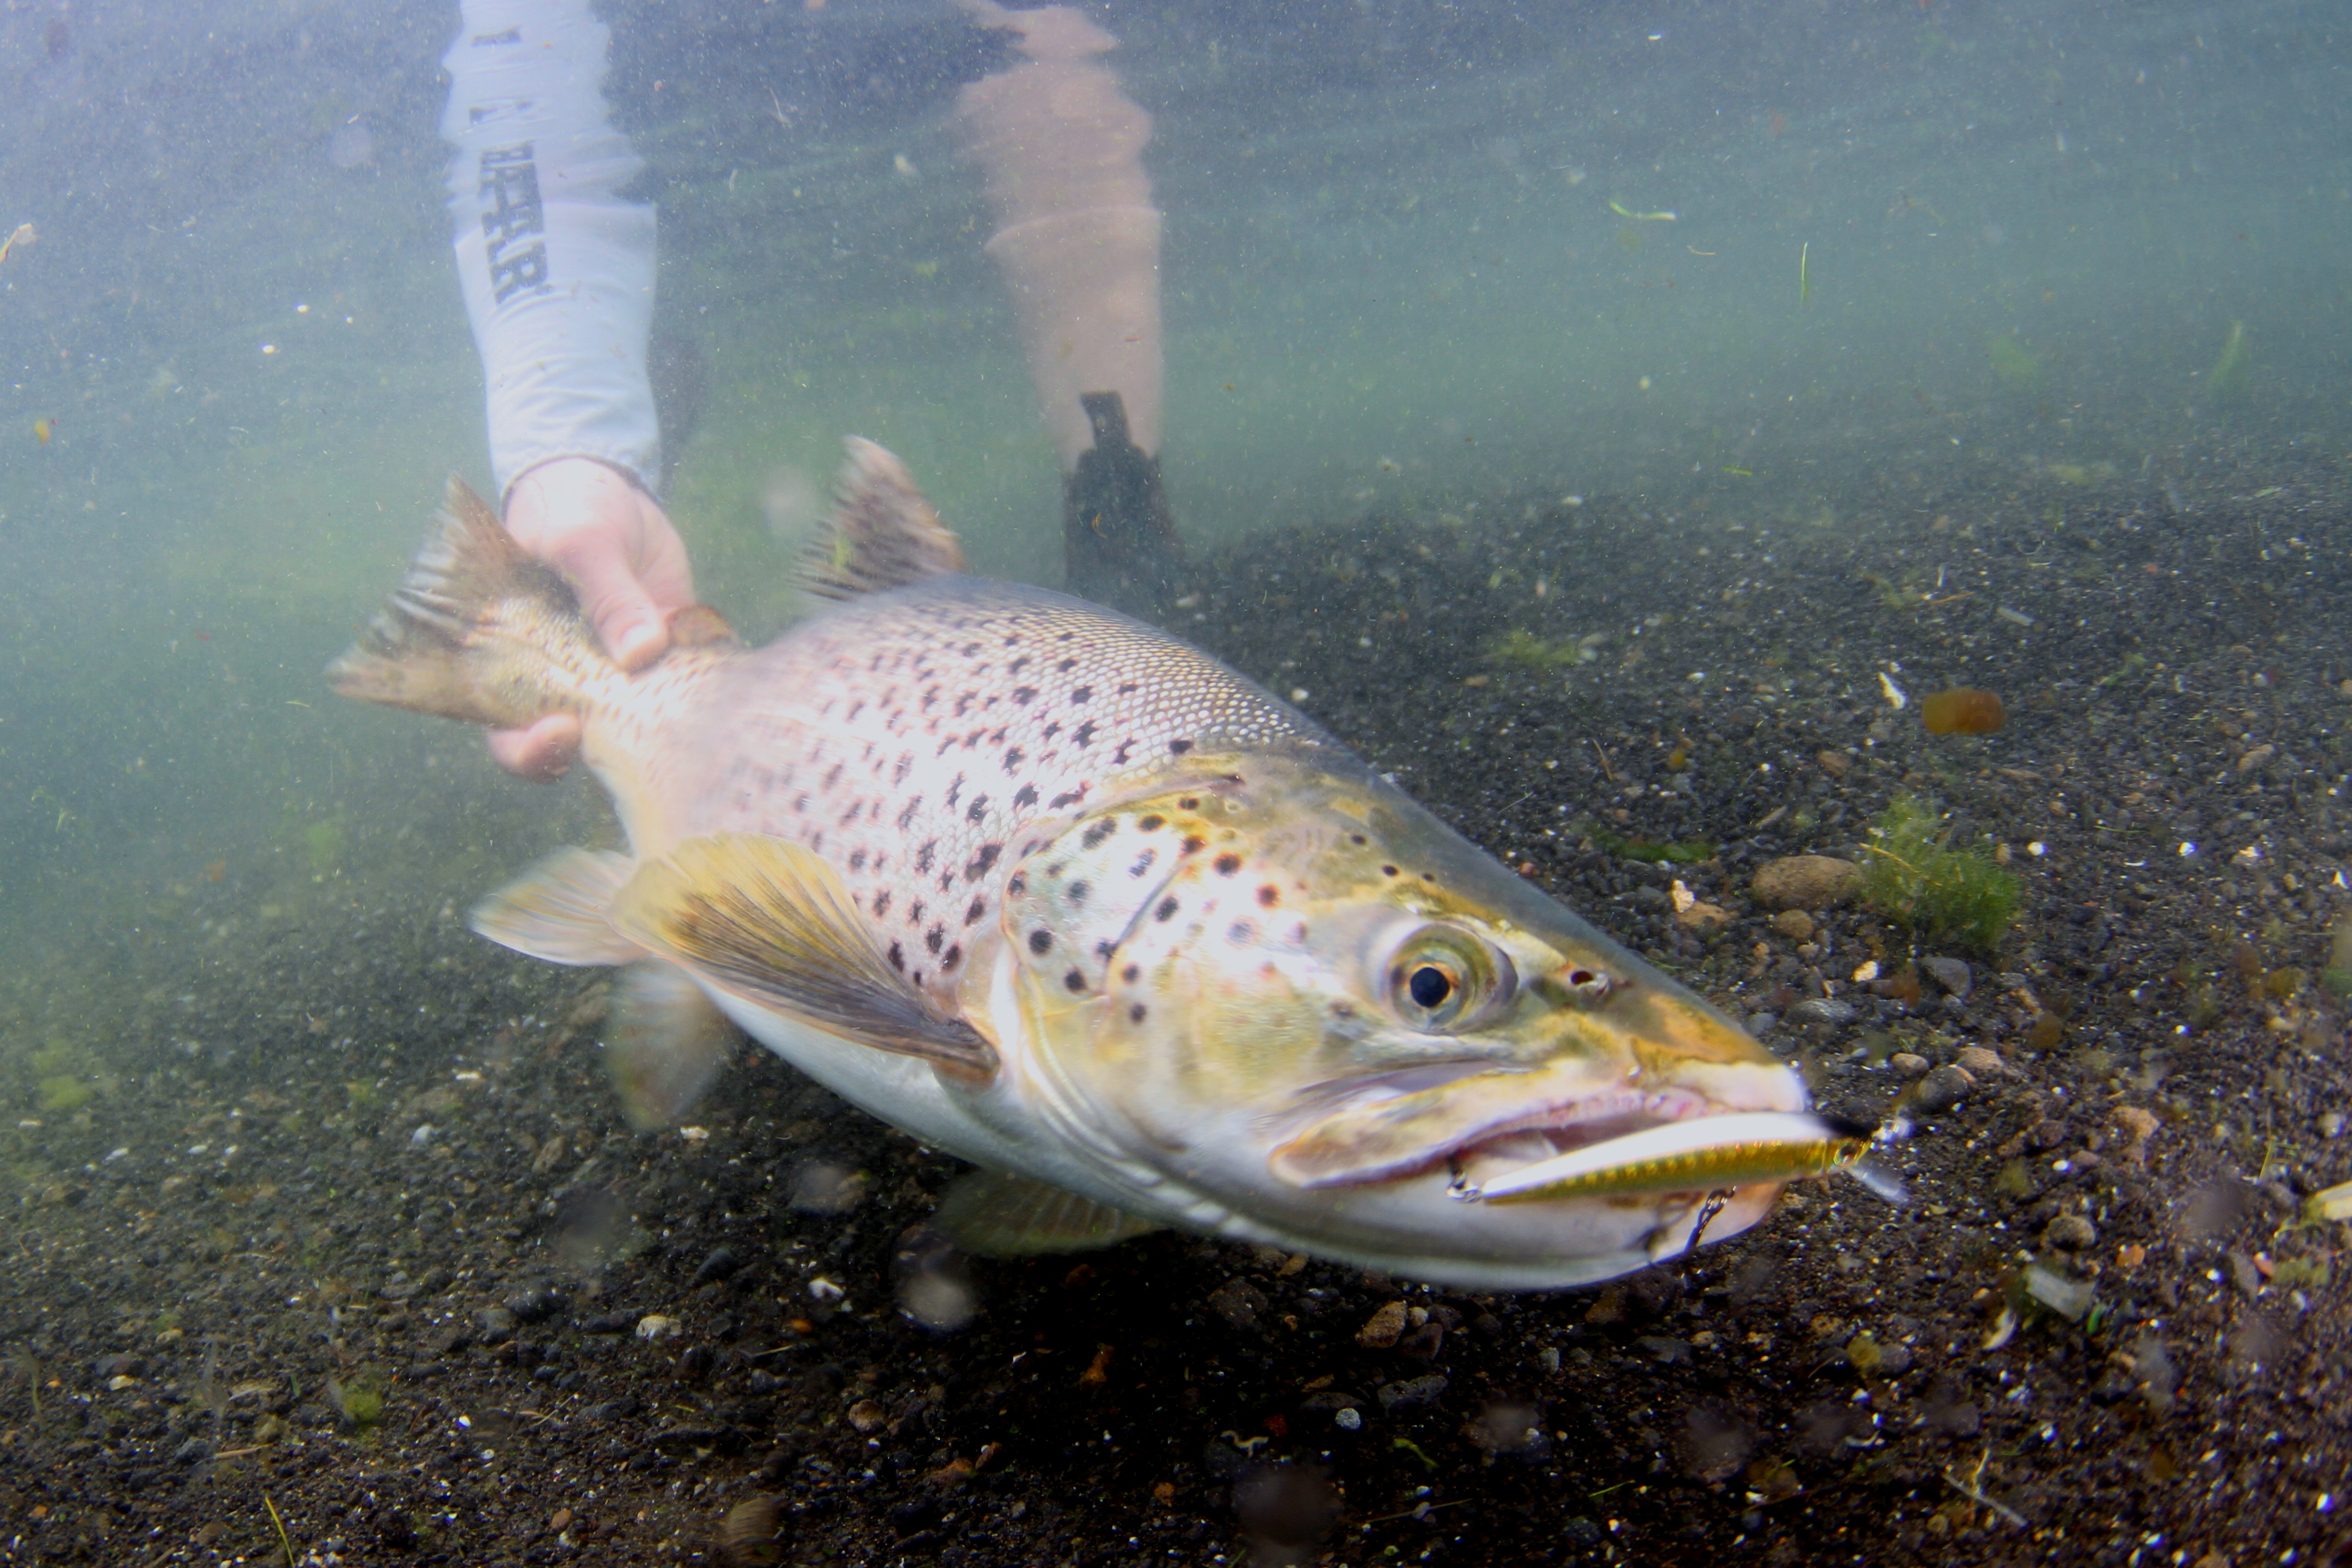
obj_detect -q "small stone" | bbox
[2113,1106,2159,1161]
[635,1314,681,1341]
[1815,750,1851,779]
[1333,1406,1362,1431]
[1890,1052,1929,1078]
[475,1306,518,1339]
[505,1288,566,1324]
[1786,998,1859,1028]
[1914,1065,1976,1113]
[1770,909,1815,941]
[693,1247,743,1285]
[1955,1045,2007,1077]
[1375,1374,1449,1411]
[1920,956,1973,998]
[846,1399,888,1434]
[1205,1277,1267,1331]
[2236,743,2276,773]
[1355,1300,1409,1349]
[1751,856,1862,910]
[2043,1214,2097,1251]
[171,1436,213,1464]
[2029,1118,2070,1152]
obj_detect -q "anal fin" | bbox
[935,1169,1163,1256]
[607,962,740,1131]
[611,833,998,1078]
[471,847,641,966]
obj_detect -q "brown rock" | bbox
[1751,856,1862,910]
[1956,1045,2008,1077]
[1914,1064,1976,1112]
[1355,1300,1409,1349]
[2043,1214,2098,1252]
[1770,909,1815,941]
[1816,750,1851,779]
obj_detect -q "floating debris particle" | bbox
[1920,687,2005,735]
[1877,670,1908,708]
[1996,606,2035,627]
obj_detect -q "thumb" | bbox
[560,537,671,672]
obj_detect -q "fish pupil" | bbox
[1408,966,1453,1008]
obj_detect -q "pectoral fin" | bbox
[611,833,998,1077]
[471,847,642,966]
[935,1170,1163,1256]
[605,962,740,1130]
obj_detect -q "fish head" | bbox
[998,745,1806,1289]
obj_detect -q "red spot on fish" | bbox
[192,632,211,642]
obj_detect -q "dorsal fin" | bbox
[793,437,967,601]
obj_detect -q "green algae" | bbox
[1859,795,2020,952]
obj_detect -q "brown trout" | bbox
[332,440,1825,1290]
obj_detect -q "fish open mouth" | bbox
[1266,1075,1724,1191]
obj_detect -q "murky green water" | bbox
[0,0,2344,968]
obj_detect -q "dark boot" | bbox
[1061,391,1183,619]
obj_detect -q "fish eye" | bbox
[1384,925,1515,1032]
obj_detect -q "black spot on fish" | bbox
[941,944,962,972]
[945,774,965,808]
[916,841,937,873]
[793,793,810,813]
[955,693,976,717]
[1009,655,1030,674]
[1117,682,1137,695]
[846,700,865,722]
[1227,920,1257,945]
[1008,872,1027,895]
[1382,865,1399,877]
[925,927,945,955]
[965,897,987,926]
[1071,685,1093,703]
[848,848,867,871]
[1028,928,1053,955]
[1012,685,1039,705]
[967,796,990,823]
[873,891,892,917]
[1058,656,1078,671]
[1076,720,1104,748]
[1012,783,1038,810]
[966,843,1002,880]
[1214,853,1243,876]
[1257,885,1281,907]
[1082,818,1117,850]
[908,900,926,924]
[1042,721,1062,741]
[1111,741,1135,766]
[1179,797,1200,810]
[1003,747,1025,773]
[893,755,914,785]
[1048,788,1083,809]
[887,941,905,971]
[1168,738,1194,755]
[898,798,922,830]
[1137,814,1164,832]
[1128,1003,1148,1024]
[1181,836,1206,855]
[823,762,843,788]
[1155,896,1180,922]
[1094,939,1115,959]
[1067,880,1090,906]
[1064,969,1087,993]
[1121,962,1140,983]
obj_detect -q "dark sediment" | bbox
[3,446,2350,1566]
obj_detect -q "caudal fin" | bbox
[327,476,591,728]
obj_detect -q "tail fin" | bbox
[328,477,593,728]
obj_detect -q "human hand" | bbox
[488,457,695,780]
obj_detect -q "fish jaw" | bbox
[988,746,1814,1289]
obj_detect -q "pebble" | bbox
[2043,1214,2098,1251]
[1751,855,1862,910]
[1206,1278,1269,1330]
[1914,1065,1976,1112]
[1890,1052,1929,1078]
[1920,956,1973,998]
[1355,1300,1409,1349]
[505,1288,566,1324]
[1375,1374,1449,1411]
[1786,998,1859,1028]
[1333,1406,1362,1431]
[846,1399,888,1434]
[693,1247,743,1285]
[475,1306,518,1339]
[1769,910,1815,941]
[1955,1046,2008,1077]
[635,1314,681,1341]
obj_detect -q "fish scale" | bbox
[668,577,1322,1010]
